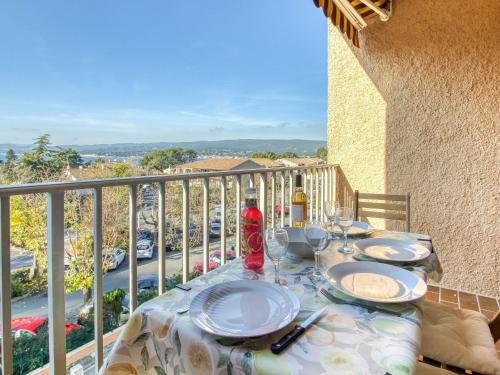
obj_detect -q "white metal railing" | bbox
[0,164,337,375]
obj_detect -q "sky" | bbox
[0,1,327,145]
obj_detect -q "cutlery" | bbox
[271,306,327,354]
[320,288,402,317]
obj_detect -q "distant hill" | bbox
[0,139,326,157]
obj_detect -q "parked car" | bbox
[209,221,221,237]
[10,316,81,339]
[138,230,154,241]
[137,274,159,291]
[137,239,154,259]
[103,248,126,270]
[193,260,218,274]
[121,274,160,321]
[211,249,235,266]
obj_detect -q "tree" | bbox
[111,162,132,177]
[33,134,52,156]
[53,148,83,168]
[18,134,58,182]
[315,147,328,161]
[251,151,297,160]
[140,147,197,171]
[16,134,84,182]
[1,148,17,181]
[5,148,17,165]
[10,194,47,278]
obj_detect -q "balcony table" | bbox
[100,231,441,375]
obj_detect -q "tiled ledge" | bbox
[425,285,499,318]
[424,286,500,363]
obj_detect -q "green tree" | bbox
[33,133,52,156]
[112,162,132,177]
[16,134,84,182]
[18,134,59,182]
[251,151,297,160]
[1,148,17,181]
[5,148,17,165]
[53,148,83,168]
[10,194,47,278]
[315,147,328,161]
[140,147,197,171]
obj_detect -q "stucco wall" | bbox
[327,0,500,296]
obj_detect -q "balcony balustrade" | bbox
[0,164,336,374]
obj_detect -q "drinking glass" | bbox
[265,228,289,285]
[334,207,354,254]
[324,200,340,238]
[304,220,329,279]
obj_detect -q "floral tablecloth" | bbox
[101,233,439,375]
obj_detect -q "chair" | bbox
[421,300,500,375]
[353,191,411,232]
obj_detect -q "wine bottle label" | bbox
[291,204,304,222]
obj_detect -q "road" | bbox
[11,236,236,319]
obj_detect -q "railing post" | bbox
[235,175,242,257]
[309,169,314,221]
[320,168,325,220]
[270,172,276,229]
[315,168,320,220]
[158,183,166,293]
[259,173,268,233]
[220,176,227,265]
[0,196,12,375]
[249,174,255,188]
[202,178,210,273]
[288,171,293,227]
[280,172,285,228]
[325,166,332,202]
[47,191,66,375]
[93,188,104,371]
[128,185,138,312]
[333,165,338,203]
[182,180,190,283]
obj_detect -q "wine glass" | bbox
[304,220,329,279]
[265,228,289,285]
[324,200,340,239]
[334,207,354,254]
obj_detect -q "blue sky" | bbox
[0,1,327,145]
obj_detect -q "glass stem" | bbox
[314,250,320,274]
[274,262,279,284]
[343,231,348,249]
[276,259,280,284]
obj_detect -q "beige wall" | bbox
[327,0,500,296]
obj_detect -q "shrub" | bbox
[10,268,30,298]
[12,331,49,374]
[77,288,126,334]
[138,288,157,306]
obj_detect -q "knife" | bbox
[271,306,327,354]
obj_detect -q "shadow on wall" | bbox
[329,0,500,295]
[334,165,354,208]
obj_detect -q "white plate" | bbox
[333,221,373,236]
[190,280,300,337]
[354,238,430,263]
[326,262,427,303]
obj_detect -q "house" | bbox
[248,158,283,168]
[277,157,325,167]
[175,158,271,173]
